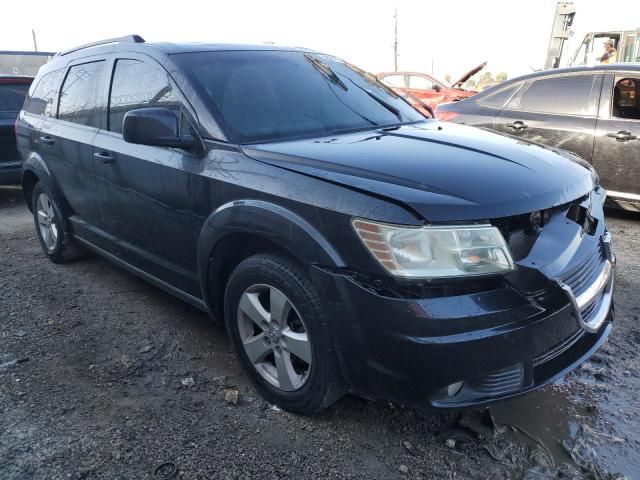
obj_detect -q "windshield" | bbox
[0,83,30,112]
[173,51,425,143]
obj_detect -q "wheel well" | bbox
[22,171,39,212]
[207,233,301,321]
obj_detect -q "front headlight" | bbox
[352,219,514,279]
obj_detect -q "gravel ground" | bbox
[1,185,639,480]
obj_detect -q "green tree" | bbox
[479,71,494,82]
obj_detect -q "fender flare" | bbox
[197,199,346,314]
[21,153,61,209]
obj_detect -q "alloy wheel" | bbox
[236,284,312,391]
[36,192,58,253]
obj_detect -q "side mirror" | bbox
[122,107,195,149]
[432,84,442,92]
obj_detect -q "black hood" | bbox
[243,122,594,222]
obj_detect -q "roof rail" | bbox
[56,35,145,57]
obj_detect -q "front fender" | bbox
[196,199,346,314]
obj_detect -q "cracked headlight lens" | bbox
[352,219,514,279]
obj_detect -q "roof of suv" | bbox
[53,35,314,60]
[146,42,314,54]
[43,37,317,74]
[38,36,318,78]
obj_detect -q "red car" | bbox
[377,62,486,115]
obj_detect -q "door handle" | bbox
[94,151,115,165]
[606,130,638,142]
[506,121,528,131]
[39,135,55,146]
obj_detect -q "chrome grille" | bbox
[559,241,606,298]
[582,290,604,322]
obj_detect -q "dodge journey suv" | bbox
[17,36,614,414]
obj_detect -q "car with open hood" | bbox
[16,37,614,414]
[377,62,486,115]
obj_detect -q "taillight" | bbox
[435,111,459,122]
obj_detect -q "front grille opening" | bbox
[493,214,543,261]
[493,196,593,261]
[566,202,598,235]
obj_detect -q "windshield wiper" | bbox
[362,89,402,122]
[304,54,348,91]
[341,76,402,122]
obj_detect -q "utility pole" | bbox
[393,8,398,72]
[32,29,38,52]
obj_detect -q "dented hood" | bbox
[242,122,594,222]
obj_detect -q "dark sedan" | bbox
[0,75,33,184]
[436,64,640,210]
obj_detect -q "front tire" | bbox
[224,253,345,414]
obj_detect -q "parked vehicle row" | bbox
[15,36,614,414]
[436,64,640,210]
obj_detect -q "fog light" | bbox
[447,381,464,397]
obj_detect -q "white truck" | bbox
[545,2,640,68]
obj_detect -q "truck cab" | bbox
[571,29,640,66]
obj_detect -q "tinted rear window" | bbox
[174,51,424,143]
[512,75,597,115]
[58,61,106,127]
[25,69,63,117]
[0,83,30,111]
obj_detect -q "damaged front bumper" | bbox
[311,189,614,409]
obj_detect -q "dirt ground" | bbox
[1,184,638,480]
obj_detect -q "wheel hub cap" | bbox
[36,192,58,253]
[237,284,312,392]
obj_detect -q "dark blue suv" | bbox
[16,36,615,414]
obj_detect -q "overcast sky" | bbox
[2,0,638,80]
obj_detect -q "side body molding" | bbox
[196,199,346,316]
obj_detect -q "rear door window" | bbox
[58,61,106,127]
[478,83,522,108]
[409,75,441,90]
[0,83,30,112]
[108,59,181,134]
[25,69,64,116]
[508,74,598,116]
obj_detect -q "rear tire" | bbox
[224,253,345,414]
[31,183,84,264]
